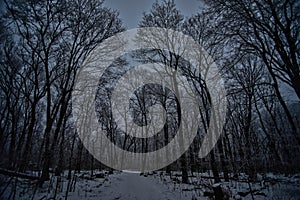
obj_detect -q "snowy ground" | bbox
[1,170,300,199]
[80,172,197,200]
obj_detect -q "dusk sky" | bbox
[104,0,204,29]
[0,1,203,28]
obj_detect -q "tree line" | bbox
[0,0,299,190]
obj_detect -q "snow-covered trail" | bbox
[109,173,166,199]
[94,172,195,200]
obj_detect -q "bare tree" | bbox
[205,0,300,144]
[138,0,190,183]
[2,0,124,186]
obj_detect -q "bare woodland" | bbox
[0,0,299,199]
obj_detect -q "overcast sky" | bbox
[0,1,203,28]
[104,0,204,29]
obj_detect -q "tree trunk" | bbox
[180,153,189,184]
[218,139,229,182]
[210,151,221,183]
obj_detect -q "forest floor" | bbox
[0,170,300,199]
